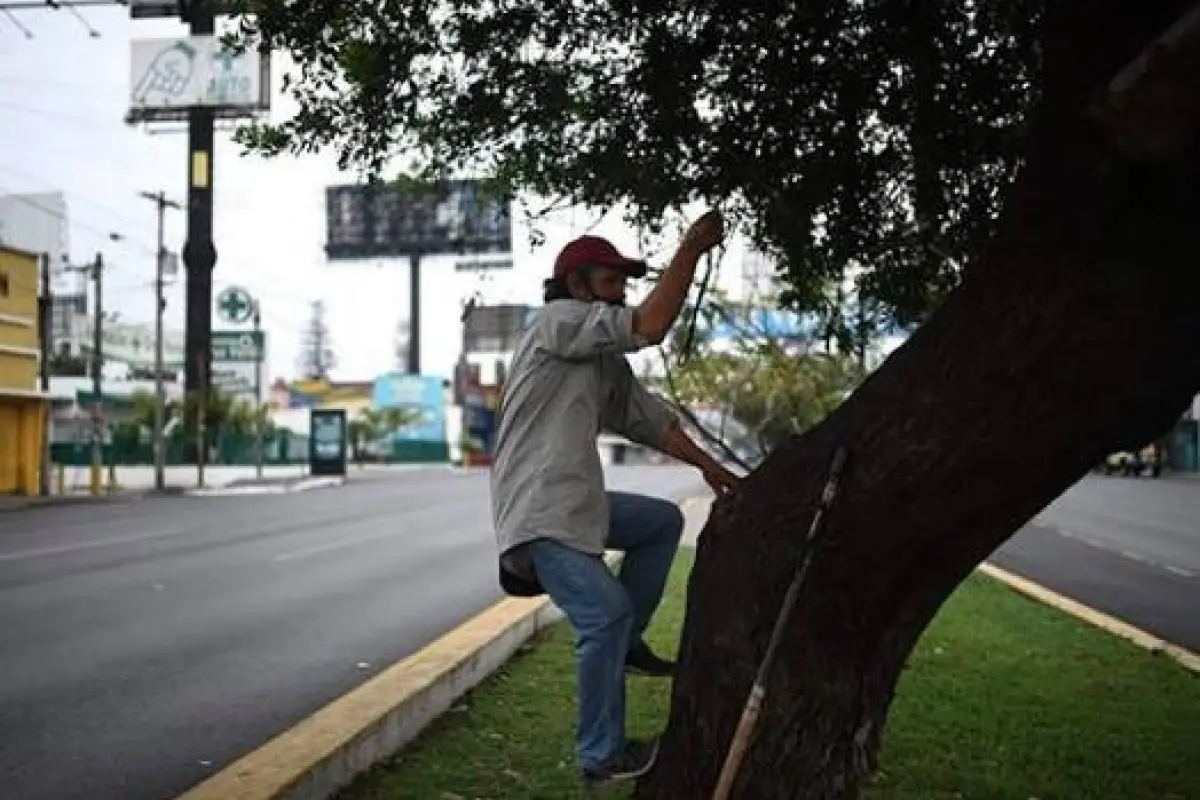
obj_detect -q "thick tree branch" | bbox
[1091,4,1200,159]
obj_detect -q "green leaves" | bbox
[669,345,862,454]
[233,0,1041,325]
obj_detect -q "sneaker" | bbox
[581,737,660,787]
[625,640,675,677]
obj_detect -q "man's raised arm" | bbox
[632,210,725,344]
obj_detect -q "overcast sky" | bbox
[0,6,775,384]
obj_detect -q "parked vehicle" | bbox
[1104,443,1163,477]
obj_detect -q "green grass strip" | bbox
[340,549,1199,800]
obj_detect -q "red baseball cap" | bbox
[553,235,648,279]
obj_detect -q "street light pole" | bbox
[38,252,52,496]
[63,239,120,496]
[253,303,264,480]
[408,248,422,375]
[197,349,207,489]
[183,0,218,402]
[140,190,181,493]
[89,251,103,496]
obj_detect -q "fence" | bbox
[51,431,449,467]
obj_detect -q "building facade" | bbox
[0,245,47,494]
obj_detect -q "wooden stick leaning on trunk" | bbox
[711,446,849,800]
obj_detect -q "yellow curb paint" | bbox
[978,562,1200,675]
[174,551,623,800]
[174,594,551,800]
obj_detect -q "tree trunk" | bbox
[638,3,1200,798]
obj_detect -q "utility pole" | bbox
[408,249,422,374]
[140,190,181,493]
[183,0,217,402]
[37,252,51,496]
[89,252,103,497]
[253,302,264,480]
[196,350,207,489]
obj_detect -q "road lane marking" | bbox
[978,562,1200,674]
[272,529,409,563]
[0,528,185,563]
[1036,523,1196,581]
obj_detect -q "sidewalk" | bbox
[0,490,145,513]
[0,463,452,511]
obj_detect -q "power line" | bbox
[0,1,125,10]
[0,99,133,129]
[0,74,124,90]
[0,162,166,234]
[0,180,400,339]
[0,0,128,40]
[0,184,157,269]
[1,7,33,36]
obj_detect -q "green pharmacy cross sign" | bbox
[217,286,256,325]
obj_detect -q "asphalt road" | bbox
[0,465,704,800]
[990,474,1200,652]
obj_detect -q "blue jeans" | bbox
[525,491,684,771]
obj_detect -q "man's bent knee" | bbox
[644,496,684,542]
[663,502,684,540]
[588,587,634,635]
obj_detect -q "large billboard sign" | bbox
[371,373,448,442]
[324,179,513,260]
[127,35,271,123]
[129,0,187,18]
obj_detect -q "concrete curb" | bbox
[173,552,623,800]
[185,477,346,497]
[0,491,148,513]
[978,562,1200,674]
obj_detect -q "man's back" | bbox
[490,299,645,558]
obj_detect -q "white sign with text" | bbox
[211,330,267,406]
[130,35,268,114]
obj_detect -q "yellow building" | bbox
[287,378,375,415]
[0,245,47,495]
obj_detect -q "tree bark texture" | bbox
[638,3,1200,798]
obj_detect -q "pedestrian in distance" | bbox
[490,208,741,789]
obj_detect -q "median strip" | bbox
[333,549,1200,800]
[978,562,1200,674]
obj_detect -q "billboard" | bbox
[100,320,186,369]
[210,330,266,406]
[372,373,447,442]
[129,0,187,18]
[325,179,513,259]
[127,35,271,123]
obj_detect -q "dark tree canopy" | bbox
[232,1,1041,329]
[226,3,1200,797]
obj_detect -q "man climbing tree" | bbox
[232,1,1200,796]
